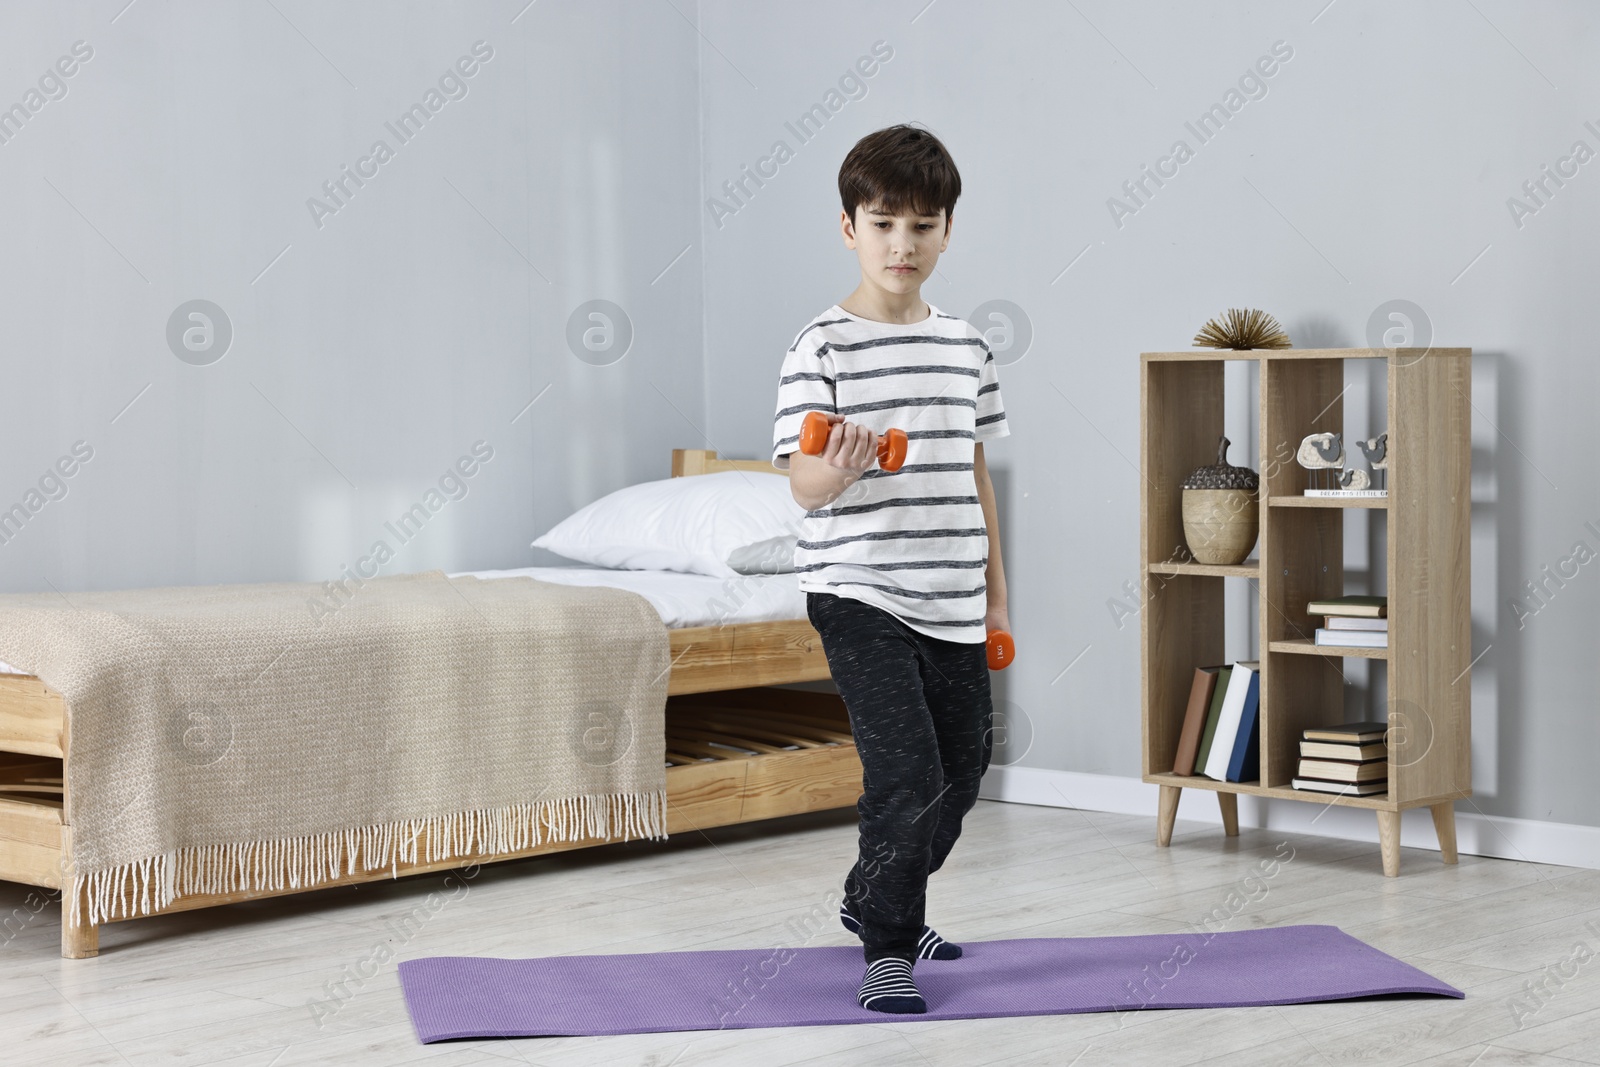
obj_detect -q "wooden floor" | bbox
[2,801,1597,1066]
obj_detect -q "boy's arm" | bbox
[789,450,862,511]
[974,443,1010,635]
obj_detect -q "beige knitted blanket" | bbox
[0,569,670,925]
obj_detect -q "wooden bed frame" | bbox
[0,448,860,958]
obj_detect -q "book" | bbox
[1302,721,1389,744]
[1297,757,1388,783]
[1326,616,1388,632]
[1201,661,1259,781]
[1192,665,1233,774]
[1224,669,1261,783]
[1291,777,1387,796]
[1306,595,1387,619]
[1315,628,1388,648]
[1301,740,1386,761]
[1172,666,1225,776]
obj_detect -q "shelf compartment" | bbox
[1261,508,1344,645]
[1259,645,1344,790]
[1140,358,1226,581]
[1269,638,1389,660]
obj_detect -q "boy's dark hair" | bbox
[838,124,961,228]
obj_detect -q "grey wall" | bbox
[0,0,702,591]
[696,2,1599,830]
[2,2,1595,831]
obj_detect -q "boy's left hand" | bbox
[985,605,1011,638]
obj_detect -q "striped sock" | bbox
[858,957,926,1014]
[840,902,962,960]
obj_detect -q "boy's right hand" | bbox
[815,413,879,477]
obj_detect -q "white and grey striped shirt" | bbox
[771,302,1010,643]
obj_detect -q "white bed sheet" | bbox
[451,566,805,629]
[0,567,805,675]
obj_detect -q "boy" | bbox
[770,124,1011,1014]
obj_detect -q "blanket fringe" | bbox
[69,788,668,928]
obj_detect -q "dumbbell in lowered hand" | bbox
[987,630,1015,671]
[798,411,907,472]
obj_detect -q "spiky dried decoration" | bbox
[1193,308,1292,350]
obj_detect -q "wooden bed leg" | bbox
[60,826,99,959]
[62,901,98,959]
[1377,810,1402,878]
[1156,785,1180,847]
[1430,801,1459,865]
[1217,791,1239,837]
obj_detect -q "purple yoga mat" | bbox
[398,924,1461,1041]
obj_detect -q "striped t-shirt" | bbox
[771,302,1010,643]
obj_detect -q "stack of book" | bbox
[1309,595,1388,649]
[1291,722,1388,796]
[1170,661,1261,783]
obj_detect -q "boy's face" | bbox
[840,201,951,296]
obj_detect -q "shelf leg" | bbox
[1430,801,1459,865]
[1156,785,1181,847]
[1217,792,1239,837]
[1376,810,1402,878]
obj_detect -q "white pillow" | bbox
[725,534,798,575]
[531,470,805,578]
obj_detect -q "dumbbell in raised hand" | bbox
[987,630,1015,671]
[798,411,907,472]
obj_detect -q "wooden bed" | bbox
[0,448,861,958]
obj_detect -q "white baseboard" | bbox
[979,765,1600,871]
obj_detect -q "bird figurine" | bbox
[1357,433,1388,490]
[1296,432,1344,490]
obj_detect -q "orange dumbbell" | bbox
[986,630,1015,671]
[799,411,907,472]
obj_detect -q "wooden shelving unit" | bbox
[1139,347,1472,876]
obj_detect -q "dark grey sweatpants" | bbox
[805,591,995,963]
